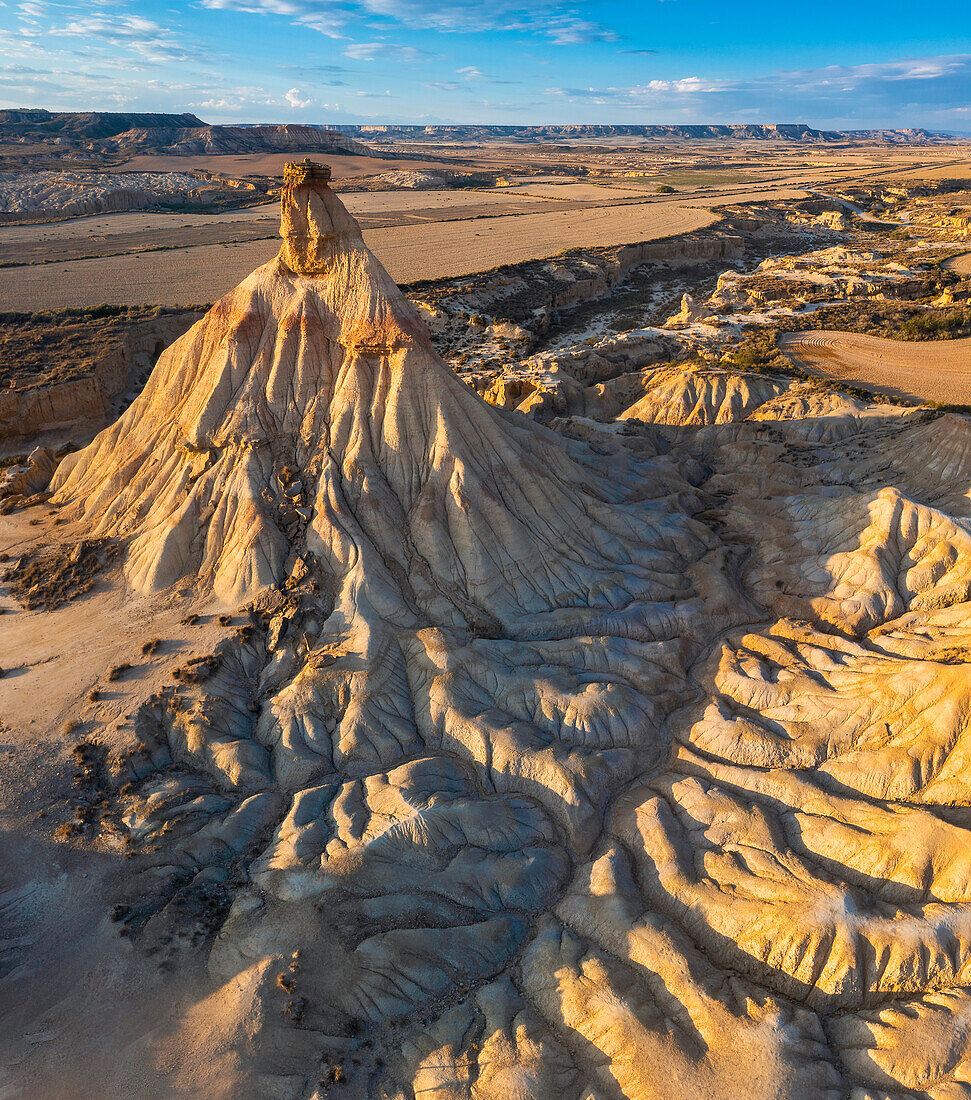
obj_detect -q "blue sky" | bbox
[1,0,970,129]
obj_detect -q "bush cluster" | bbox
[0,302,207,327]
[722,333,791,375]
[899,310,967,339]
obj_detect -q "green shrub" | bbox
[899,311,966,339]
[731,346,764,370]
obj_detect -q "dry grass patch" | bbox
[1,538,121,610]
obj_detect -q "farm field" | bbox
[782,329,971,404]
[0,198,722,309]
[111,150,469,177]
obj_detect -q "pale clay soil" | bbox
[944,252,971,276]
[112,151,473,178]
[0,190,549,247]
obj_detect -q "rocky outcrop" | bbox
[0,169,248,218]
[0,444,58,501]
[0,312,200,443]
[0,171,260,219]
[99,124,378,159]
[411,231,743,339]
[361,168,496,189]
[0,109,204,143]
[39,161,720,1094]
[0,111,401,168]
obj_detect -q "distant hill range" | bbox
[0,110,379,161]
[334,123,954,144]
[0,109,207,142]
[0,112,958,167]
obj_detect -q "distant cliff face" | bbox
[100,124,376,158]
[0,112,382,161]
[338,122,947,144]
[0,109,206,142]
[0,112,948,159]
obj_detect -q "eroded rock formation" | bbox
[5,161,971,1100]
[0,171,257,219]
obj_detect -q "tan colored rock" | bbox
[6,161,971,1100]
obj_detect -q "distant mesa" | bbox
[0,107,206,141]
[0,110,386,161]
[331,122,952,144]
[0,112,954,167]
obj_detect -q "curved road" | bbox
[782,330,971,406]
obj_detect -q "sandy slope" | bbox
[782,329,971,404]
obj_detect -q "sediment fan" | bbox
[34,162,971,1099]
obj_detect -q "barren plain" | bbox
[2,131,971,1100]
[0,199,721,309]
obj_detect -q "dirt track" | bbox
[782,330,971,405]
[0,201,719,310]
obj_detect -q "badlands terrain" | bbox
[1,134,971,1100]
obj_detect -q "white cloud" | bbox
[782,55,971,91]
[198,0,619,44]
[454,65,519,84]
[546,76,728,106]
[294,13,345,37]
[543,53,971,128]
[202,0,347,36]
[284,86,312,108]
[49,12,202,63]
[543,16,617,45]
[201,0,301,14]
[343,42,428,62]
[6,4,969,134]
[644,77,725,93]
[56,14,166,39]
